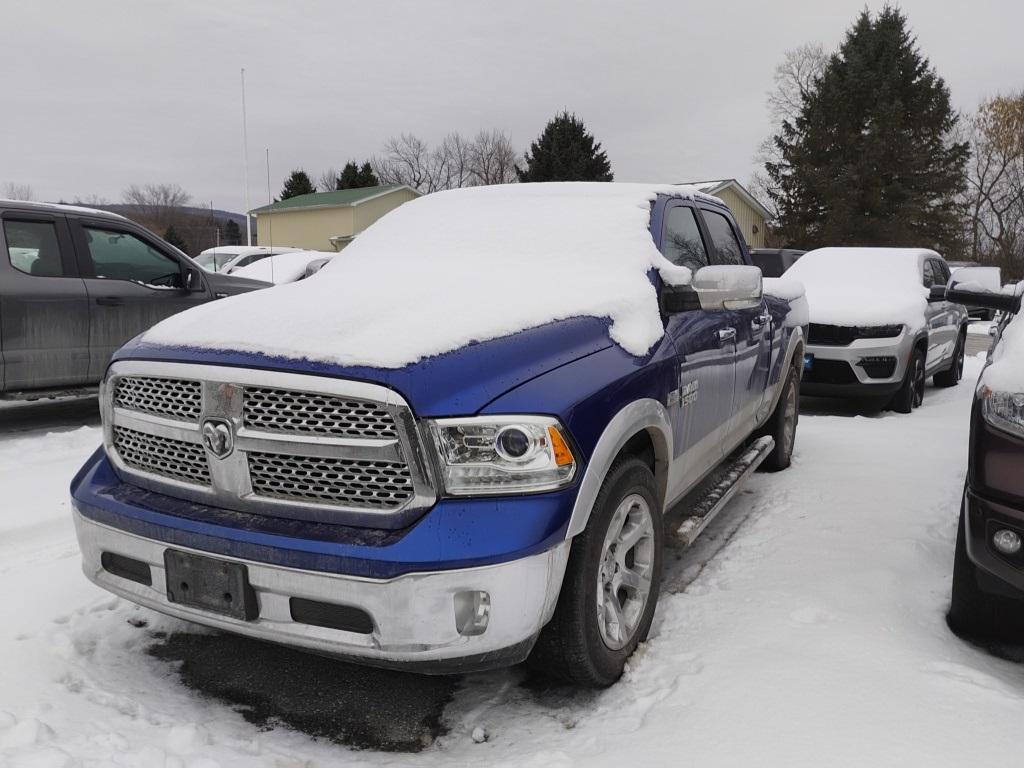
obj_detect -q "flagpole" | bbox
[241,68,252,246]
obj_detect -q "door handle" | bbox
[96,297,124,306]
[718,327,737,343]
[751,311,771,330]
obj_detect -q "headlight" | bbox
[981,387,1024,438]
[428,416,576,495]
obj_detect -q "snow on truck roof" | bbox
[785,247,936,330]
[143,183,721,368]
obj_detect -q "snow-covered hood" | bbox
[784,247,931,330]
[116,316,614,417]
[141,183,712,368]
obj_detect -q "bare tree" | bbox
[963,92,1024,275]
[372,130,519,193]
[122,183,191,230]
[372,134,438,192]
[3,182,35,201]
[317,168,340,192]
[468,130,519,185]
[753,43,829,219]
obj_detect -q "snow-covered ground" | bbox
[4,356,1024,766]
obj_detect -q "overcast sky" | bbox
[4,0,1021,213]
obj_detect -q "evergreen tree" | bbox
[518,112,613,182]
[336,161,379,189]
[223,219,241,245]
[279,169,316,200]
[767,7,968,253]
[163,224,189,253]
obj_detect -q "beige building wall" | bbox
[255,189,419,251]
[256,207,354,251]
[715,188,767,248]
[353,188,419,232]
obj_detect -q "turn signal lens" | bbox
[548,425,574,467]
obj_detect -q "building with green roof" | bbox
[251,184,420,251]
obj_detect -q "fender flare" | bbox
[757,325,805,426]
[564,398,673,539]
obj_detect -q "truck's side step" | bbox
[0,386,98,402]
[674,436,775,546]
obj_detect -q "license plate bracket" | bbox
[164,550,258,621]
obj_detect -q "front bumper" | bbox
[964,486,1024,598]
[75,509,570,673]
[800,332,911,398]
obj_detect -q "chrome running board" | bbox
[675,436,775,546]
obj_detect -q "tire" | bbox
[528,457,663,687]
[934,330,966,388]
[889,347,925,414]
[759,363,799,472]
[948,502,1024,642]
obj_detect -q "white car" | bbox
[789,247,969,412]
[231,250,336,284]
[195,246,301,274]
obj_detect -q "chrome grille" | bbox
[113,426,210,485]
[248,452,414,509]
[243,387,397,438]
[114,376,202,422]
[104,362,435,528]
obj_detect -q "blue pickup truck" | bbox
[70,183,806,687]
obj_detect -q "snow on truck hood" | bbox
[143,183,711,368]
[784,247,932,330]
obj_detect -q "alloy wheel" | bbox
[596,493,656,650]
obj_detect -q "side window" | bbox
[661,206,709,271]
[934,260,951,286]
[4,219,71,277]
[701,210,745,266]
[83,227,182,287]
[922,260,935,288]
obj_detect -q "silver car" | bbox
[791,248,968,412]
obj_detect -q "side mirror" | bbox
[691,265,763,310]
[182,266,204,293]
[660,265,763,314]
[928,285,947,302]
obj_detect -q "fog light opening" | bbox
[454,590,490,636]
[993,529,1022,555]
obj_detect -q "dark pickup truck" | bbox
[0,201,266,398]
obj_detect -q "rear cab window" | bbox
[701,209,746,266]
[3,218,75,277]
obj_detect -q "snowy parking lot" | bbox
[5,354,1024,766]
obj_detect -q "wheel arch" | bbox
[564,399,672,539]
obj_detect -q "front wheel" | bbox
[528,457,663,687]
[890,347,925,413]
[948,503,1024,642]
[934,330,966,388]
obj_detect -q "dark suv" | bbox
[0,201,266,398]
[946,270,1024,640]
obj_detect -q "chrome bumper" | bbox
[74,510,570,672]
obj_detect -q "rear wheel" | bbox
[890,347,925,414]
[934,330,966,388]
[759,364,799,472]
[528,457,663,687]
